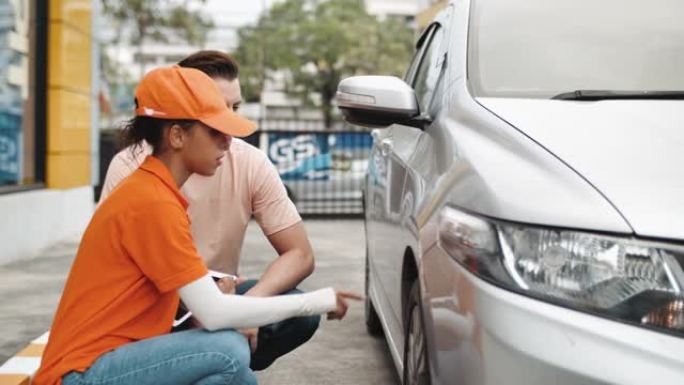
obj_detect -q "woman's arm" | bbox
[178,274,337,331]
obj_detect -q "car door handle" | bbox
[380,139,393,156]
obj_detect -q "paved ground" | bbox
[0,219,398,384]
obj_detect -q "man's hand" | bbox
[327,291,364,320]
[240,328,258,353]
[216,276,249,295]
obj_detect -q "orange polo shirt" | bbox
[99,139,301,275]
[34,156,209,385]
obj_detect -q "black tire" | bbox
[402,281,431,385]
[365,250,383,336]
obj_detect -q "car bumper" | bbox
[423,254,684,385]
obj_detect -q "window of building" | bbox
[0,0,44,192]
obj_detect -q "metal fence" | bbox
[260,130,372,215]
[98,129,372,215]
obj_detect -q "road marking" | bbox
[0,331,49,384]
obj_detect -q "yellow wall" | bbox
[46,0,93,189]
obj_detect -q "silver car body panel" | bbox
[367,261,404,373]
[410,92,633,234]
[477,97,684,240]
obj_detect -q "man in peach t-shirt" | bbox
[99,51,316,371]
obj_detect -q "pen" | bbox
[209,269,239,281]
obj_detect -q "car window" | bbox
[412,26,445,113]
[404,25,436,84]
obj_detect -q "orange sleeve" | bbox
[121,202,208,293]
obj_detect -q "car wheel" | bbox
[365,249,383,336]
[403,281,431,385]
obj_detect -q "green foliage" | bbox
[234,0,415,127]
[102,0,214,77]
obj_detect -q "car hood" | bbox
[477,97,684,240]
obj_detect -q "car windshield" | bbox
[468,0,684,98]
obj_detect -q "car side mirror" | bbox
[336,76,428,129]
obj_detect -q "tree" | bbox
[235,0,415,128]
[102,0,214,78]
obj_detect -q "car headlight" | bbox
[438,206,684,334]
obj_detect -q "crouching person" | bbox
[33,66,360,385]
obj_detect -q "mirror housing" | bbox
[336,76,426,129]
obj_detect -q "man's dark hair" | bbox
[178,50,239,81]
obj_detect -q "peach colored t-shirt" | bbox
[99,138,301,275]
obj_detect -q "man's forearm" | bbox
[244,249,314,297]
[243,222,315,297]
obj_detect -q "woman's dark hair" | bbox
[118,116,196,156]
[178,50,239,80]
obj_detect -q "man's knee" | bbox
[305,313,321,331]
[248,308,321,371]
[281,313,320,347]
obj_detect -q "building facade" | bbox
[416,0,448,30]
[364,0,422,21]
[0,0,98,264]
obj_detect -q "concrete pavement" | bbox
[0,240,77,364]
[0,219,398,384]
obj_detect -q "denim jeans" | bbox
[235,280,322,370]
[173,279,322,371]
[62,328,256,385]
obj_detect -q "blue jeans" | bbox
[62,328,256,385]
[235,280,321,370]
[172,279,321,371]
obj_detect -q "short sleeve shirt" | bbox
[33,157,209,385]
[99,139,301,274]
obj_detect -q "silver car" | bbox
[336,1,684,384]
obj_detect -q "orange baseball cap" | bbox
[134,65,256,137]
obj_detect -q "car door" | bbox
[367,21,449,345]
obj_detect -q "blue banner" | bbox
[268,133,331,181]
[267,132,372,182]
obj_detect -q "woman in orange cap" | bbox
[33,66,360,385]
